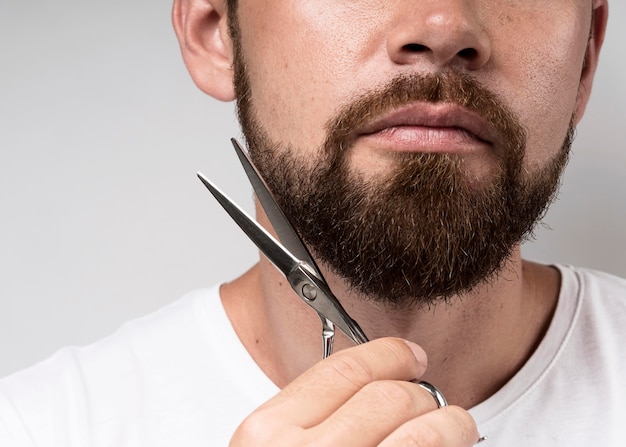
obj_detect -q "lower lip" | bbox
[359,126,490,154]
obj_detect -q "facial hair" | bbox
[230,28,572,308]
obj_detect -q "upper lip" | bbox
[357,102,497,145]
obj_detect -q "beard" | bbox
[230,30,572,308]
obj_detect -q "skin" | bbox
[172,0,608,445]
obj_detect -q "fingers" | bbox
[230,337,481,447]
[234,400,478,447]
[378,405,480,447]
[258,338,428,428]
[309,379,440,446]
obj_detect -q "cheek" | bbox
[237,0,391,150]
[525,49,585,166]
[493,8,589,167]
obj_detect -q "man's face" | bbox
[228,0,594,306]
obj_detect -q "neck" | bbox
[220,214,560,409]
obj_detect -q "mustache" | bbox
[323,71,527,168]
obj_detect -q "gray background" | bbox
[1,1,624,377]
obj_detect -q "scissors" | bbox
[197,138,448,409]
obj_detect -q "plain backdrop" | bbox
[1,1,625,377]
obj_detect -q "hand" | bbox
[230,337,480,446]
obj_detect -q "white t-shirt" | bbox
[0,265,625,446]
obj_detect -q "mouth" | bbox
[356,102,496,155]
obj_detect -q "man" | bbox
[0,0,622,445]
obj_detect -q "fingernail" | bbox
[404,340,428,366]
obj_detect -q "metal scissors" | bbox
[197,138,448,409]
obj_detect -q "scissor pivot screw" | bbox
[302,284,317,301]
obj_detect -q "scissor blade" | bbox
[230,139,319,272]
[197,171,368,346]
[197,172,299,278]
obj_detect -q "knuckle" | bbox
[362,380,419,412]
[327,353,375,388]
[445,405,480,443]
[232,410,278,445]
[381,406,479,447]
[396,422,443,447]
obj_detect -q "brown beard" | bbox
[230,23,572,308]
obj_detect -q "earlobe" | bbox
[172,0,235,101]
[573,0,608,124]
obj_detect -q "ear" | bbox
[573,0,608,124]
[172,0,235,101]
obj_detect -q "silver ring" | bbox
[417,381,487,443]
[417,381,448,408]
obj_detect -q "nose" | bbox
[386,0,491,71]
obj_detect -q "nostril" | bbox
[458,47,478,59]
[403,43,429,53]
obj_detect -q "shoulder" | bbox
[559,264,626,307]
[557,265,626,362]
[0,286,224,446]
[0,284,223,390]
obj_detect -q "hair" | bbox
[226,0,239,46]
